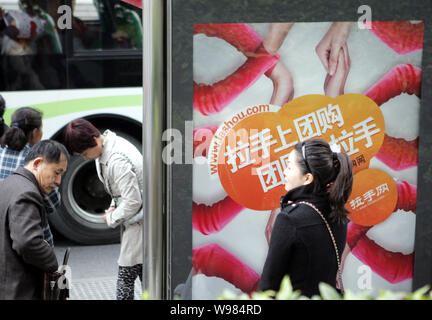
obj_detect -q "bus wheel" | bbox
[49,130,141,244]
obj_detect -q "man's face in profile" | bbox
[35,154,68,194]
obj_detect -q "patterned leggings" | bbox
[116,264,143,300]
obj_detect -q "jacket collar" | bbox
[280,185,330,213]
[14,166,44,195]
[98,130,117,165]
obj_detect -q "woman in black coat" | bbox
[259,138,353,297]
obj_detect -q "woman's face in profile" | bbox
[76,136,103,160]
[283,150,307,192]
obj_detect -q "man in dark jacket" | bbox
[0,140,69,299]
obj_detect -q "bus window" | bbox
[73,0,142,51]
[0,0,65,91]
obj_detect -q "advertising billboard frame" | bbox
[168,0,432,298]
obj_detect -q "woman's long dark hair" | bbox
[294,138,353,223]
[0,107,42,151]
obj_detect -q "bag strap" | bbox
[63,247,71,266]
[103,152,143,225]
[298,201,344,293]
[110,152,139,178]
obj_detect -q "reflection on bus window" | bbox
[74,0,142,51]
[0,0,142,91]
[0,0,63,90]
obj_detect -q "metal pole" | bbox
[143,0,165,299]
[165,0,173,299]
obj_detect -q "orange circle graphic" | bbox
[214,94,384,211]
[347,168,397,226]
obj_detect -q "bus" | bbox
[0,0,143,244]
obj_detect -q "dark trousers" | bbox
[116,264,143,300]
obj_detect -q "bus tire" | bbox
[49,130,141,245]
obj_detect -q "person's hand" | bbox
[265,207,282,245]
[262,23,294,55]
[104,206,115,223]
[315,22,351,76]
[323,45,350,97]
[268,61,294,106]
[262,23,295,107]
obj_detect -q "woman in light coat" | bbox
[63,118,143,300]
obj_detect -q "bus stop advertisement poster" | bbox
[191,21,423,299]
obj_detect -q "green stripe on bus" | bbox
[3,94,143,124]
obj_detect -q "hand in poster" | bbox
[315,22,351,76]
[323,45,351,97]
[263,23,295,106]
[268,61,294,106]
[263,23,294,55]
[193,23,293,114]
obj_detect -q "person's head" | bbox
[24,140,69,194]
[0,95,5,133]
[283,138,353,223]
[63,118,102,160]
[0,95,5,118]
[1,107,43,151]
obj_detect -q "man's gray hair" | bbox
[24,140,70,165]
